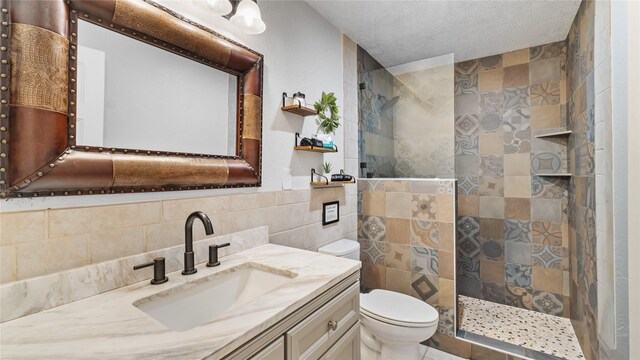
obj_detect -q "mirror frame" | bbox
[0,0,263,198]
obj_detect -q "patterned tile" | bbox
[412,246,439,276]
[479,238,504,261]
[410,220,439,248]
[530,42,566,61]
[532,245,563,269]
[457,216,480,241]
[458,237,481,258]
[480,88,504,112]
[455,73,478,95]
[455,135,479,156]
[505,285,533,309]
[531,81,561,106]
[504,220,532,243]
[438,181,454,194]
[478,176,504,197]
[502,108,531,131]
[457,254,480,280]
[532,291,564,316]
[531,176,568,199]
[502,86,530,110]
[455,59,479,75]
[479,112,503,133]
[411,194,438,220]
[411,273,439,302]
[478,55,502,71]
[436,306,455,336]
[386,243,411,271]
[455,114,481,135]
[503,130,531,154]
[506,263,532,288]
[480,155,504,176]
[458,176,480,195]
[532,221,563,246]
[362,215,386,241]
[531,152,562,173]
[481,281,506,304]
[360,239,386,265]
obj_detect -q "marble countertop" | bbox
[0,244,361,360]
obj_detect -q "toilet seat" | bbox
[360,290,439,328]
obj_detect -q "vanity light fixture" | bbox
[199,0,233,16]
[194,0,266,34]
[229,0,266,34]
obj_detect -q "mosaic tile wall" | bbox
[357,46,396,177]
[357,178,460,352]
[566,1,598,359]
[454,42,571,318]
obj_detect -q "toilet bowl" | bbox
[318,240,439,360]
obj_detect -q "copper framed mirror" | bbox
[0,0,263,198]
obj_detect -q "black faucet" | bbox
[183,211,214,275]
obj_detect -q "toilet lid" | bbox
[360,290,439,326]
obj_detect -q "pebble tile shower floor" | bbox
[457,296,584,359]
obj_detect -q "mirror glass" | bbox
[76,20,237,155]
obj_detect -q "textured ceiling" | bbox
[304,0,580,67]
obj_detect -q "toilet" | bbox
[318,239,439,360]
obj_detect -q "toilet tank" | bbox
[317,239,360,261]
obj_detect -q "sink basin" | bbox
[133,262,297,331]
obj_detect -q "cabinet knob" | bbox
[328,320,338,331]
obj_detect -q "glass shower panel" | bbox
[357,46,454,179]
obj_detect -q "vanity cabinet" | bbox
[224,273,360,360]
[249,338,285,360]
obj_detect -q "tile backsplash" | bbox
[0,187,357,284]
[357,178,460,352]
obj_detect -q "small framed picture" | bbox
[322,201,340,225]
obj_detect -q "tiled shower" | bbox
[357,1,599,356]
[453,41,571,317]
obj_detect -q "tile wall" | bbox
[357,178,464,353]
[0,187,357,283]
[566,0,598,359]
[454,42,571,317]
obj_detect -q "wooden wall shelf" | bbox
[311,180,356,188]
[281,105,318,117]
[294,146,338,153]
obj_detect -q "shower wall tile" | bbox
[454,40,569,318]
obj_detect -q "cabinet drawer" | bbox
[286,283,359,360]
[320,323,360,360]
[249,337,285,360]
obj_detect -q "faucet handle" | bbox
[134,257,169,285]
[207,242,230,267]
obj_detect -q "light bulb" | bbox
[196,0,232,16]
[230,0,266,34]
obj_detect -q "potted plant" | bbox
[322,161,333,177]
[314,91,340,134]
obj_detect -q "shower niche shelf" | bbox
[535,173,572,177]
[534,130,572,138]
[294,133,338,153]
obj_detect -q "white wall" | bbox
[1,0,346,212]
